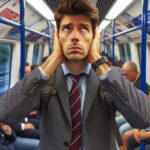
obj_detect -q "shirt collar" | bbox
[133,72,140,84]
[61,63,91,76]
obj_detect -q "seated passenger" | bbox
[116,61,150,136]
[11,110,40,140]
[122,61,150,95]
[13,111,40,150]
[119,61,150,150]
[0,122,16,150]
[25,62,31,75]
[31,64,39,71]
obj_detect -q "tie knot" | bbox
[69,74,80,82]
[68,73,86,83]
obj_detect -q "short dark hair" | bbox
[41,56,49,63]
[31,64,39,71]
[54,0,99,33]
[25,62,30,66]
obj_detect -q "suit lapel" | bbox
[82,69,100,123]
[55,66,72,125]
[54,66,100,125]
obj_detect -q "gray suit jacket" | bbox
[0,66,150,150]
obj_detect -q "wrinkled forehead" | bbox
[60,15,92,26]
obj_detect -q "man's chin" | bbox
[67,57,84,61]
[65,54,86,60]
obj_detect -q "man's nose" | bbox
[71,29,79,43]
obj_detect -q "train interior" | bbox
[0,0,150,150]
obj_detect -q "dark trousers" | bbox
[127,135,150,150]
[0,144,15,150]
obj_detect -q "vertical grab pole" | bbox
[140,0,148,92]
[103,29,106,53]
[20,0,26,80]
[47,20,52,55]
[140,140,145,150]
[140,0,148,149]
[112,20,115,65]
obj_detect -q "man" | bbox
[119,61,150,149]
[122,61,139,82]
[25,62,31,75]
[116,61,150,135]
[122,61,150,95]
[0,0,150,150]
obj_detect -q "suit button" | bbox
[64,141,70,147]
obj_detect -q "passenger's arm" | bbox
[0,29,64,124]
[0,123,16,143]
[0,68,48,124]
[100,66,150,128]
[88,28,150,128]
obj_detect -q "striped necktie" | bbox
[69,74,82,150]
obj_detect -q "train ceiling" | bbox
[44,0,115,24]
[0,0,147,42]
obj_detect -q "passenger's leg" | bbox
[134,138,150,150]
[14,137,39,150]
[115,115,127,128]
[120,129,138,150]
[127,134,139,150]
[119,123,132,136]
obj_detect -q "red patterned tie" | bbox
[69,74,82,150]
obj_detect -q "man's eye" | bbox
[81,27,88,32]
[63,26,71,32]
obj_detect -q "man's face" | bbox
[25,66,31,75]
[122,68,136,82]
[59,15,93,61]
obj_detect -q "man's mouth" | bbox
[68,46,82,53]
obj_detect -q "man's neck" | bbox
[65,60,87,74]
[134,72,140,83]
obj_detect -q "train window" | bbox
[137,43,141,63]
[0,43,12,93]
[119,43,131,63]
[49,39,54,54]
[32,44,44,64]
[25,44,28,61]
[106,45,112,57]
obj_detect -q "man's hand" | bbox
[52,28,65,63]
[24,123,35,130]
[0,123,12,135]
[29,110,38,116]
[134,129,150,143]
[87,27,101,63]
[87,27,110,76]
[41,28,65,76]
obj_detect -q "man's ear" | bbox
[93,30,96,39]
[56,23,60,32]
[93,26,99,39]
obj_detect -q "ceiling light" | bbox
[51,21,56,26]
[26,0,54,20]
[106,0,134,20]
[99,20,111,29]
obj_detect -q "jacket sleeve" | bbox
[0,68,48,124]
[5,129,16,143]
[11,119,23,135]
[100,66,150,129]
